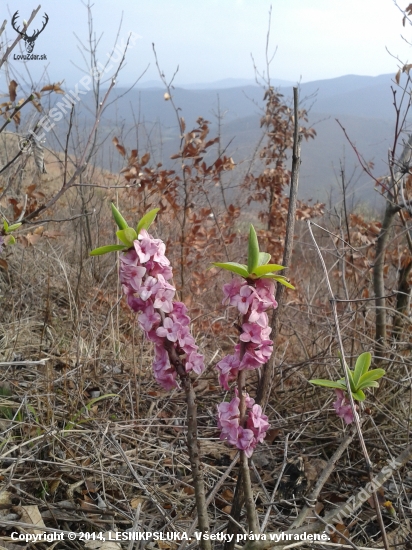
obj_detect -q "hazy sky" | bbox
[3,0,412,87]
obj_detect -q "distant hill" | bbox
[41,72,404,208]
[135,77,295,89]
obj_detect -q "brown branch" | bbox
[391,258,412,340]
[225,323,259,549]
[256,86,302,408]
[224,467,245,550]
[178,453,239,550]
[307,221,390,550]
[336,119,382,188]
[241,442,412,550]
[164,340,211,550]
[0,20,6,38]
[373,134,412,358]
[292,431,355,528]
[0,5,41,69]
[237,369,259,534]
[0,93,35,135]
[20,65,121,224]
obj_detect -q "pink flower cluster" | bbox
[217,391,269,458]
[333,389,354,424]
[216,278,277,390]
[120,229,204,389]
[216,276,277,456]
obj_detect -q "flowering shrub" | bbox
[91,205,204,389]
[310,352,385,425]
[119,233,204,388]
[215,278,275,456]
[217,391,269,457]
[213,225,293,457]
[91,205,213,543]
[333,389,354,424]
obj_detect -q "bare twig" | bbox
[292,431,355,528]
[0,5,41,69]
[307,221,390,550]
[241,442,412,549]
[257,87,302,408]
[163,339,211,550]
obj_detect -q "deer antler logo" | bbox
[11,11,49,54]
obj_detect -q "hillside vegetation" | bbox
[0,8,411,550]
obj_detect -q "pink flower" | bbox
[240,323,270,344]
[218,392,269,457]
[139,276,158,301]
[153,288,174,313]
[186,351,205,375]
[119,264,146,291]
[156,317,180,342]
[253,340,274,364]
[153,345,177,390]
[153,246,170,266]
[120,232,205,388]
[235,343,262,370]
[255,279,278,310]
[247,404,269,443]
[244,392,255,408]
[231,285,257,315]
[125,293,146,312]
[216,275,277,456]
[171,302,191,326]
[218,397,240,445]
[149,262,173,281]
[146,328,164,345]
[121,248,139,266]
[216,354,240,390]
[222,278,245,306]
[156,273,175,291]
[248,310,269,327]
[237,427,256,458]
[333,389,354,424]
[134,240,157,263]
[177,325,197,351]
[138,304,160,332]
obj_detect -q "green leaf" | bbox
[257,252,271,266]
[90,244,127,256]
[136,208,160,235]
[359,368,385,382]
[261,274,295,289]
[125,227,138,242]
[357,369,385,390]
[353,352,371,387]
[358,380,380,390]
[7,235,15,245]
[212,262,250,278]
[6,222,22,233]
[116,227,137,246]
[111,203,128,230]
[345,365,356,393]
[309,379,347,390]
[247,225,259,274]
[3,220,8,231]
[351,389,366,401]
[252,263,286,276]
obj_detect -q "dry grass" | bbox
[0,139,411,550]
